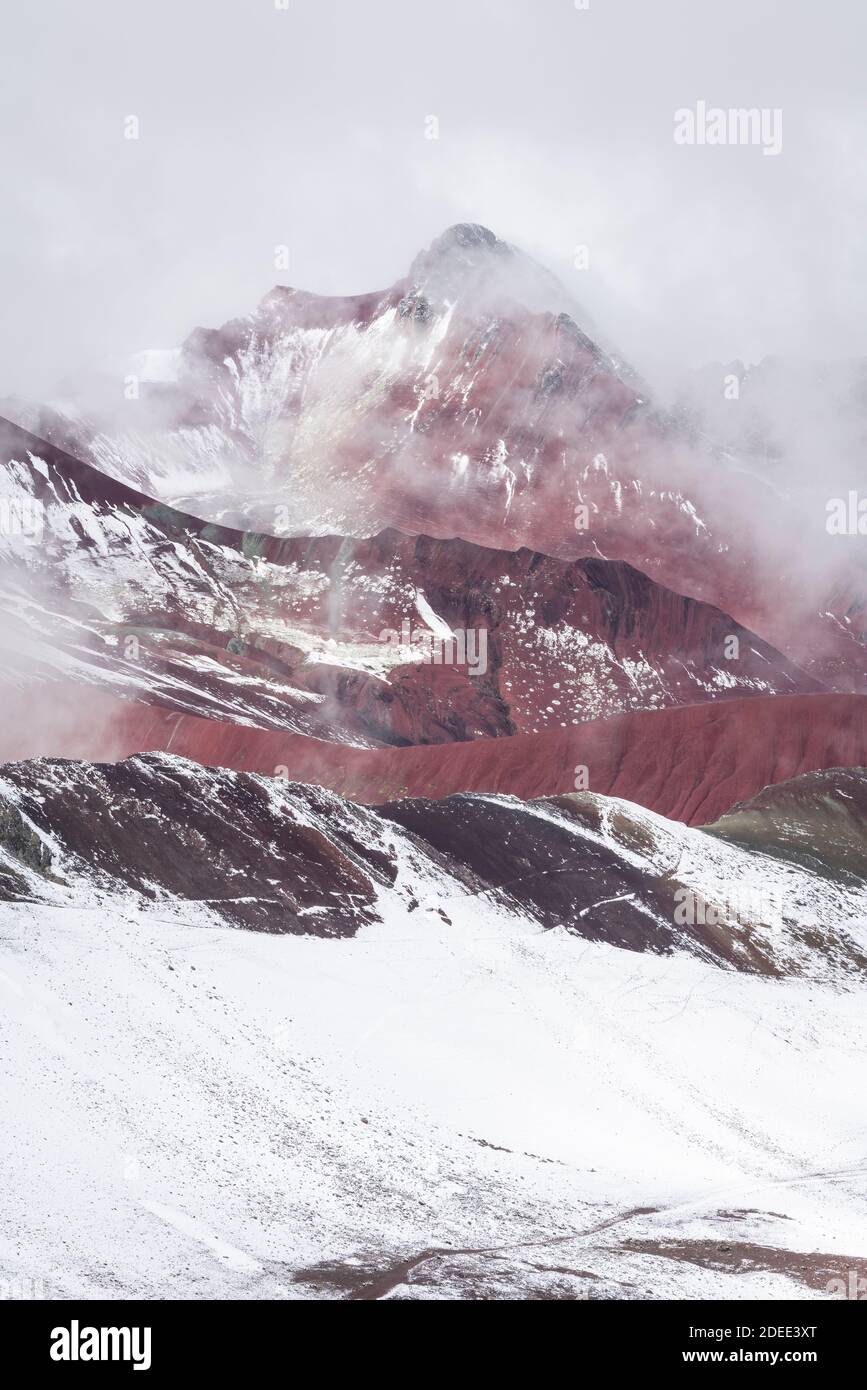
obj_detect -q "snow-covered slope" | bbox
[2,753,866,976]
[1,757,867,1299]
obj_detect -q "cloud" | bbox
[1,0,865,398]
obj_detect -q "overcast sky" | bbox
[2,0,866,398]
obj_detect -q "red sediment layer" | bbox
[4,686,866,826]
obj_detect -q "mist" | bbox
[2,0,866,402]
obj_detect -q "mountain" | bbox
[11,225,867,693]
[3,224,867,1304]
[3,751,865,975]
[1,415,836,783]
[704,766,867,881]
[4,410,864,827]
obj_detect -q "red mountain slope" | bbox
[3,688,864,827]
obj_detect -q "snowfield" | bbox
[2,883,866,1300]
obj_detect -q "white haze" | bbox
[1,0,866,404]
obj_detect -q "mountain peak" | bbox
[409,223,511,287]
[407,222,579,320]
[419,222,507,259]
